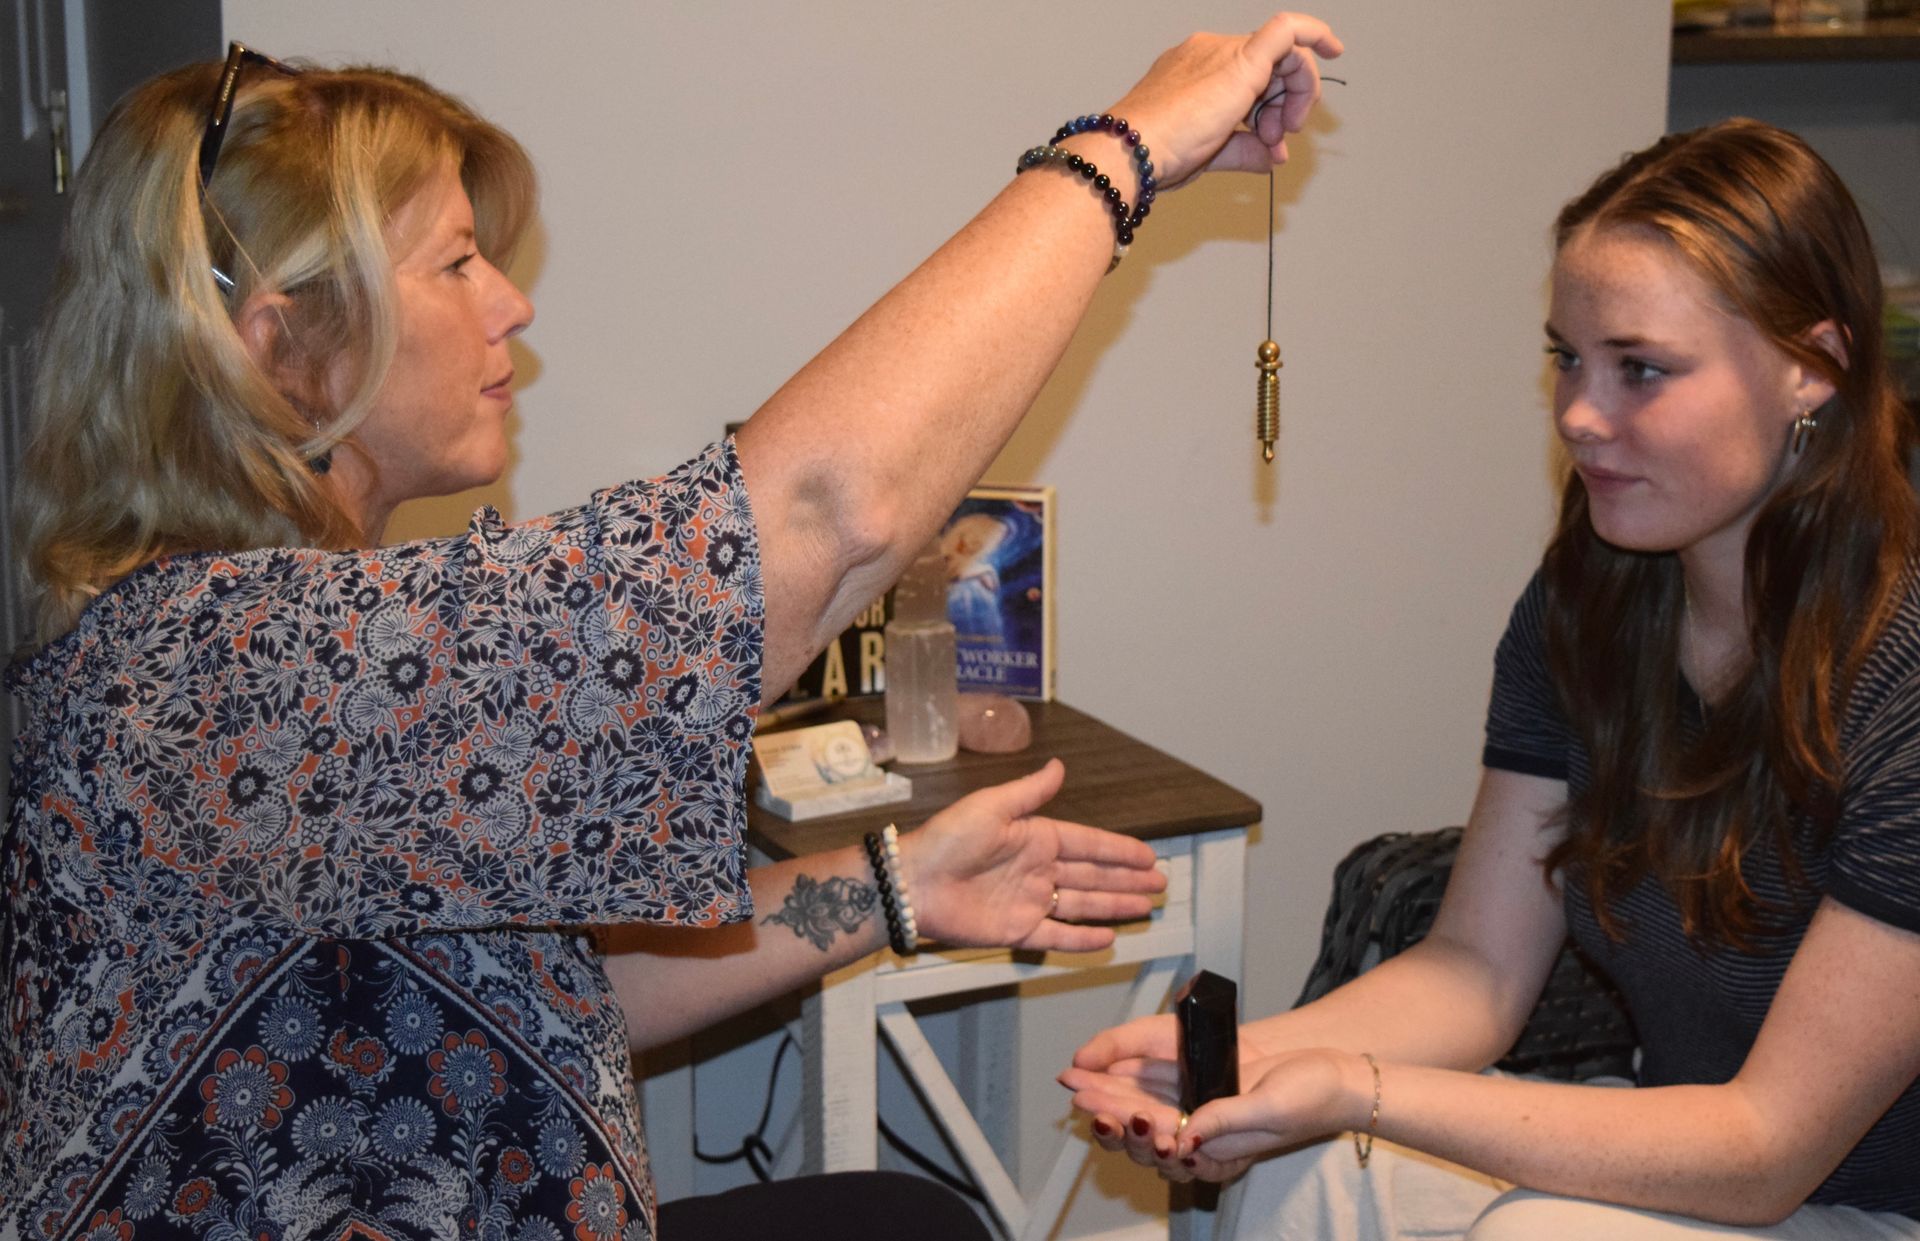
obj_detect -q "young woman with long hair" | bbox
[1064,119,1920,1240]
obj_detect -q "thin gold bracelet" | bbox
[1353,1052,1381,1169]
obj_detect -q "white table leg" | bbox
[1190,828,1248,983]
[801,954,879,1172]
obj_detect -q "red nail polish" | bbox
[1155,1144,1171,1159]
[1130,1116,1151,1137]
[1182,1157,1198,1169]
[1093,1119,1112,1137]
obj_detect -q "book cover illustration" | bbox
[773,484,1054,707]
[940,485,1053,701]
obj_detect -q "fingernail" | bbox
[1182,1157,1198,1169]
[1093,1119,1112,1137]
[1155,1143,1172,1160]
[1130,1116,1151,1137]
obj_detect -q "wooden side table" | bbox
[750,700,1260,1241]
[639,701,1258,1239]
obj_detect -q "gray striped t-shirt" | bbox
[1484,569,1920,1219]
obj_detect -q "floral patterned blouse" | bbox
[0,441,763,1241]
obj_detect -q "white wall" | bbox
[1670,59,1919,277]
[223,2,1670,1232]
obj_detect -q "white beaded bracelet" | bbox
[881,823,920,952]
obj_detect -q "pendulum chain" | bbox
[1256,168,1281,463]
[1248,74,1342,464]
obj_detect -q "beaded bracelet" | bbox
[862,829,919,955]
[880,824,920,948]
[1016,115,1157,271]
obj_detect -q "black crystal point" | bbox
[1175,969,1240,1112]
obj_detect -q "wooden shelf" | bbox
[1673,17,1920,62]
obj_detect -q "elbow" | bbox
[1692,1118,1831,1228]
[834,488,898,583]
[786,463,898,592]
[1698,1188,1808,1230]
[1390,935,1540,1069]
[1736,1169,1829,1229]
[812,487,906,645]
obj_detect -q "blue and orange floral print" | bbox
[1,442,762,1239]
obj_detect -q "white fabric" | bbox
[1217,1136,1920,1241]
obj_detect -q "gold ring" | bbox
[1048,888,1060,915]
[1175,1112,1191,1136]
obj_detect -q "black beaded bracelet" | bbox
[1053,114,1158,227]
[1015,115,1157,271]
[863,832,916,955]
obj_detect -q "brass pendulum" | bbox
[1245,75,1344,464]
[1256,169,1281,464]
[1256,339,1281,463]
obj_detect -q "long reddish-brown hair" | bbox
[1540,119,1917,946]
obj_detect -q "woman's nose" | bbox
[488,265,534,342]
[1555,389,1610,445]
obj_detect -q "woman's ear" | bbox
[233,292,328,409]
[233,291,292,372]
[1792,319,1846,413]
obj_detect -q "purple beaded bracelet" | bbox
[1015,114,1157,271]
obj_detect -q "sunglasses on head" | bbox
[200,41,299,293]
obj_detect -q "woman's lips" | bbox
[1577,463,1639,495]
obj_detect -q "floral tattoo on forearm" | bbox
[763,874,878,951]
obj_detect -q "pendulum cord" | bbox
[1256,168,1281,463]
[1245,74,1341,464]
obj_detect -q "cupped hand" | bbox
[1059,1047,1227,1182]
[1062,1028,1366,1184]
[1061,1014,1251,1183]
[900,758,1166,953]
[1107,12,1344,189]
[1176,1049,1366,1175]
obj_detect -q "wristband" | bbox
[1354,1052,1381,1168]
[1015,115,1157,272]
[862,828,919,955]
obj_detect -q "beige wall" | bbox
[224,1,1670,1230]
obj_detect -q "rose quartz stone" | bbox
[860,722,894,765]
[957,693,1032,753]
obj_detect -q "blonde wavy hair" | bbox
[13,56,535,644]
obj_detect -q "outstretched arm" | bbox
[734,14,1344,703]
[1064,764,1920,1224]
[1166,897,1920,1226]
[602,760,1167,1049]
[1068,768,1573,1103]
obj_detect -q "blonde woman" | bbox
[1,18,1340,1240]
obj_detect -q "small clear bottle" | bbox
[884,541,959,764]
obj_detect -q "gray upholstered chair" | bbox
[1295,828,1638,1081]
